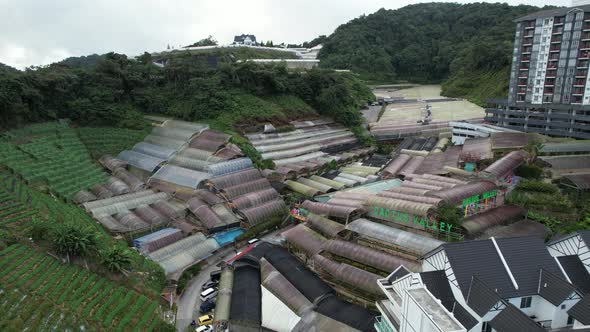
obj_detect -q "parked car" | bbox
[201,280,218,292]
[200,288,218,302]
[210,270,222,282]
[199,299,216,313]
[247,238,259,245]
[198,314,214,326]
[195,325,212,332]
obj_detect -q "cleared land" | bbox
[376,85,484,124]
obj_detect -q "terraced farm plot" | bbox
[0,244,165,331]
[0,123,108,200]
[0,191,37,226]
[78,126,151,159]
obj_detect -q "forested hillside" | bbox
[318,3,552,105]
[0,52,373,131]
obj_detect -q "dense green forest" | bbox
[0,52,373,131]
[317,2,551,104]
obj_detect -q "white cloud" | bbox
[0,0,573,69]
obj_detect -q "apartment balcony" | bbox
[551,37,562,44]
[576,70,588,78]
[583,32,590,41]
[527,119,549,126]
[553,27,564,35]
[524,21,536,29]
[571,131,590,139]
[548,112,572,120]
[549,121,573,129]
[581,42,590,51]
[578,61,589,69]
[584,23,590,31]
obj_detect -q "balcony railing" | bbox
[574,80,586,86]
[551,37,562,44]
[554,17,565,25]
[524,21,535,29]
[553,27,564,35]
[573,88,584,95]
[583,33,590,41]
[550,46,561,52]
[584,23,590,31]
[576,70,588,77]
[581,42,590,50]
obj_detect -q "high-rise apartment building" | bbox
[485,5,590,139]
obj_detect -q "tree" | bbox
[100,246,132,273]
[524,140,544,165]
[185,35,218,48]
[51,223,97,261]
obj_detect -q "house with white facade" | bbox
[374,235,590,332]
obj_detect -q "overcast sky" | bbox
[0,0,572,69]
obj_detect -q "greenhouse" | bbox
[148,233,220,274]
[282,224,327,257]
[314,254,382,296]
[239,199,287,227]
[345,218,444,257]
[150,165,209,189]
[133,228,183,253]
[132,142,177,160]
[208,168,263,190]
[117,150,165,173]
[260,258,313,316]
[213,266,234,325]
[305,214,344,238]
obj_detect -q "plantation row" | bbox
[0,191,37,227]
[78,127,150,159]
[0,244,164,331]
[0,123,108,200]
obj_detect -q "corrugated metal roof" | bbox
[483,150,526,178]
[540,141,590,154]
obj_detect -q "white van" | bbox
[247,238,259,245]
[200,287,218,301]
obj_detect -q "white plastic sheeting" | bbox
[151,165,209,189]
[132,142,177,160]
[273,151,327,167]
[148,233,220,274]
[88,192,169,217]
[83,190,154,210]
[207,158,253,176]
[163,120,209,133]
[117,150,166,172]
[261,286,301,332]
[152,126,197,141]
[144,135,187,149]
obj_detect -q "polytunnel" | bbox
[113,168,145,191]
[231,188,279,210]
[107,177,130,195]
[117,150,166,173]
[213,266,234,324]
[282,224,327,257]
[461,205,525,236]
[313,255,382,296]
[208,168,262,189]
[301,200,362,220]
[381,154,412,178]
[132,142,177,160]
[260,258,313,316]
[148,233,220,274]
[345,218,444,256]
[285,180,320,197]
[133,228,183,253]
[221,178,271,199]
[323,239,421,273]
[305,213,344,238]
[207,158,253,177]
[366,196,435,217]
[377,191,443,206]
[239,199,287,226]
[151,165,210,189]
[98,154,127,171]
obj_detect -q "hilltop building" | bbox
[233,34,257,46]
[485,4,590,139]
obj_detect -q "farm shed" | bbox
[282,224,327,257]
[148,233,220,274]
[305,213,345,238]
[313,254,382,296]
[345,218,444,257]
[461,205,526,236]
[230,260,262,328]
[213,266,234,325]
[322,239,421,273]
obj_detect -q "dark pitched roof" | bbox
[451,303,478,331]
[538,269,580,306]
[388,266,410,283]
[489,304,546,332]
[495,236,564,296]
[515,5,590,22]
[420,270,455,311]
[569,295,590,325]
[557,255,590,294]
[579,230,590,247]
[443,239,517,298]
[465,277,504,317]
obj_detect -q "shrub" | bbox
[236,214,285,241]
[515,164,543,179]
[516,180,558,194]
[176,264,201,295]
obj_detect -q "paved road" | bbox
[175,224,293,331]
[361,105,382,125]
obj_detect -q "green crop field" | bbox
[0,123,108,200]
[0,244,165,331]
[78,126,151,159]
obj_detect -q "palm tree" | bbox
[51,223,97,262]
[100,247,132,273]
